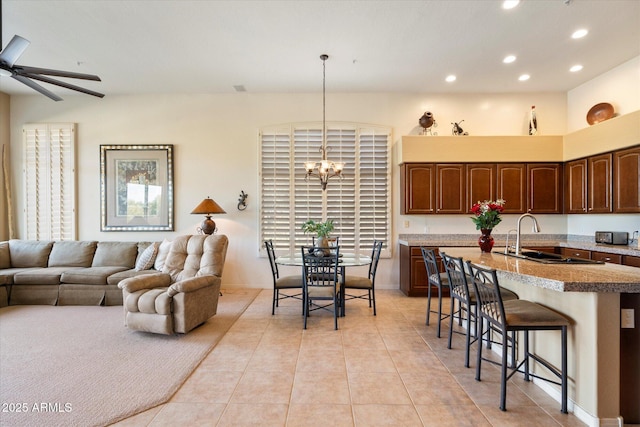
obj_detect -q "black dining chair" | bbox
[343,240,383,315]
[467,261,570,413]
[265,240,303,315]
[421,248,450,337]
[301,245,341,330]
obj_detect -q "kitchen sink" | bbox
[500,250,604,264]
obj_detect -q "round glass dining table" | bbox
[275,253,372,317]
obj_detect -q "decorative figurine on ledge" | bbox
[451,120,468,136]
[419,112,438,135]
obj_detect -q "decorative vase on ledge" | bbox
[478,228,494,253]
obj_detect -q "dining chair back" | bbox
[343,240,383,315]
[441,252,478,368]
[466,261,570,413]
[301,245,341,330]
[421,248,450,337]
[265,240,303,315]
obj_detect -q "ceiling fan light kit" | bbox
[0,34,104,101]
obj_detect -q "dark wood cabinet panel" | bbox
[613,146,640,213]
[400,245,446,297]
[565,159,587,214]
[623,255,640,268]
[401,164,435,214]
[560,247,591,259]
[527,163,563,213]
[589,153,612,213]
[436,164,465,214]
[591,251,622,264]
[466,164,496,213]
[497,164,526,213]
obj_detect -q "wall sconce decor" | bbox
[237,191,248,211]
[191,197,226,235]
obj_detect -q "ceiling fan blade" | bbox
[15,64,101,81]
[12,74,63,101]
[0,35,30,67]
[22,72,104,98]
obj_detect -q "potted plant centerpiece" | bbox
[302,219,334,256]
[470,199,505,252]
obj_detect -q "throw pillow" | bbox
[135,242,159,271]
[0,241,10,269]
[153,239,172,271]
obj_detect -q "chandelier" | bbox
[304,54,344,190]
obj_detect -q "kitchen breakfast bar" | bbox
[400,237,640,427]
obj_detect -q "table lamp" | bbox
[191,197,226,235]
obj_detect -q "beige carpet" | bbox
[0,288,259,427]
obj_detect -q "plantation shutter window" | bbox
[260,122,391,257]
[23,123,76,240]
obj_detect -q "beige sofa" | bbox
[0,235,227,312]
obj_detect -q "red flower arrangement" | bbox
[470,199,506,230]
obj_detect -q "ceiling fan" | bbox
[0,2,104,101]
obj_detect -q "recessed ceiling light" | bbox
[445,75,456,83]
[518,74,530,81]
[572,29,588,39]
[503,55,516,64]
[502,0,520,10]
[569,64,583,72]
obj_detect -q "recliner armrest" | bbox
[167,275,220,296]
[118,273,171,292]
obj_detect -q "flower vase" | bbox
[478,228,494,253]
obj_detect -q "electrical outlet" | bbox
[403,220,410,228]
[621,309,635,329]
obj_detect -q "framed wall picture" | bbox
[100,144,174,231]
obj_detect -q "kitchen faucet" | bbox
[514,213,541,256]
[504,229,517,254]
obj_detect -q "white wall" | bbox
[5,58,639,288]
[567,56,640,133]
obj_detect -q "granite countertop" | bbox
[398,234,640,257]
[439,247,640,293]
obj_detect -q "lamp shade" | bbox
[191,197,226,235]
[191,197,226,215]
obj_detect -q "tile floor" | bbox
[113,289,588,426]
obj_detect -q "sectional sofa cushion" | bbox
[13,267,83,285]
[154,239,172,271]
[106,269,160,286]
[0,241,10,269]
[92,242,138,268]
[61,266,130,286]
[8,240,53,268]
[48,241,97,267]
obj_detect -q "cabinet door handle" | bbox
[604,257,611,261]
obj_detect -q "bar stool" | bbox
[466,261,570,413]
[441,252,518,368]
[421,248,449,337]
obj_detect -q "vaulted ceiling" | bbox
[1,0,639,98]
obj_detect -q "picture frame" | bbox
[100,144,174,231]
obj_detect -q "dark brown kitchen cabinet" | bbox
[589,153,612,213]
[401,163,435,214]
[497,164,526,213]
[565,159,587,213]
[613,146,640,213]
[436,164,465,214]
[591,251,622,264]
[399,245,446,297]
[622,255,640,268]
[527,163,563,213]
[466,164,496,212]
[560,247,591,259]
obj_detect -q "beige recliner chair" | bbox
[118,234,228,335]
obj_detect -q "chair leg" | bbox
[475,317,483,381]
[371,288,376,316]
[426,281,432,325]
[334,295,338,330]
[303,296,309,329]
[272,289,277,315]
[464,308,472,368]
[447,297,455,349]
[500,331,509,411]
[561,326,568,414]
[436,287,443,338]
[523,330,530,382]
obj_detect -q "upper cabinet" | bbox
[613,146,640,213]
[401,163,434,214]
[436,164,465,214]
[588,153,612,213]
[565,158,587,213]
[467,164,496,212]
[527,163,563,213]
[496,164,526,213]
